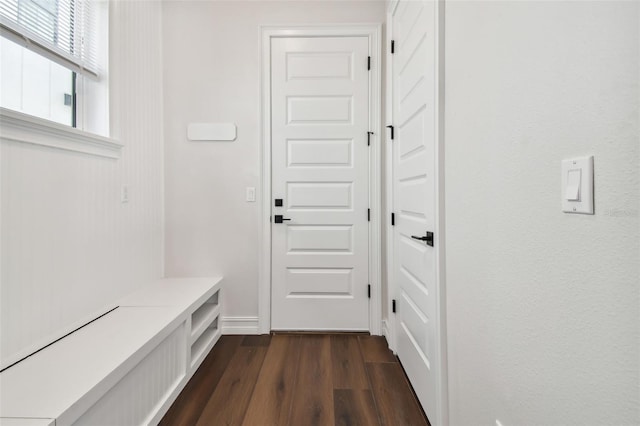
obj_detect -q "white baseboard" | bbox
[221,316,260,335]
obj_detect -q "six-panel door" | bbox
[271,36,370,330]
[391,0,440,423]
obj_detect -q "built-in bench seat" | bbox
[0,277,222,426]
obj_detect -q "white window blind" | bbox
[0,0,99,77]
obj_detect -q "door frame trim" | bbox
[384,1,398,352]
[385,1,449,425]
[259,24,383,335]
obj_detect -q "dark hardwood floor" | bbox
[160,334,430,426]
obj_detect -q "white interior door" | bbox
[391,0,441,424]
[270,36,370,330]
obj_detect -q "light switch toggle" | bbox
[565,169,581,201]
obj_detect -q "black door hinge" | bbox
[391,212,395,226]
[367,131,373,146]
[368,284,371,298]
[367,56,371,70]
[391,40,395,54]
[386,125,394,140]
[368,208,371,222]
[392,299,397,313]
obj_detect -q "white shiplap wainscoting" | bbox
[72,325,187,426]
[0,0,164,369]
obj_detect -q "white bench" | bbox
[0,277,222,426]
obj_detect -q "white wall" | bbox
[445,1,639,425]
[162,0,386,325]
[0,0,164,367]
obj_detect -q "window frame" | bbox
[0,106,122,158]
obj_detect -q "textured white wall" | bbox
[0,0,164,367]
[445,1,639,425]
[162,0,386,322]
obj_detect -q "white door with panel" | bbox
[391,1,441,424]
[271,36,370,330]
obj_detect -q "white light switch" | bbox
[246,187,256,202]
[562,156,593,214]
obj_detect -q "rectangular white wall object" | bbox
[187,123,237,141]
[561,156,594,214]
[246,186,256,202]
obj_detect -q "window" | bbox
[0,0,107,133]
[1,36,75,125]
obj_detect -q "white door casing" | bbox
[264,28,381,331]
[388,1,447,425]
[260,26,382,335]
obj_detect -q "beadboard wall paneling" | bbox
[0,0,164,368]
[70,324,186,426]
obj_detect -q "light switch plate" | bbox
[562,156,594,214]
[121,185,129,203]
[246,187,256,202]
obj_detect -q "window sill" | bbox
[0,108,122,159]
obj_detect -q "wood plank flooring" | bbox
[160,334,430,426]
